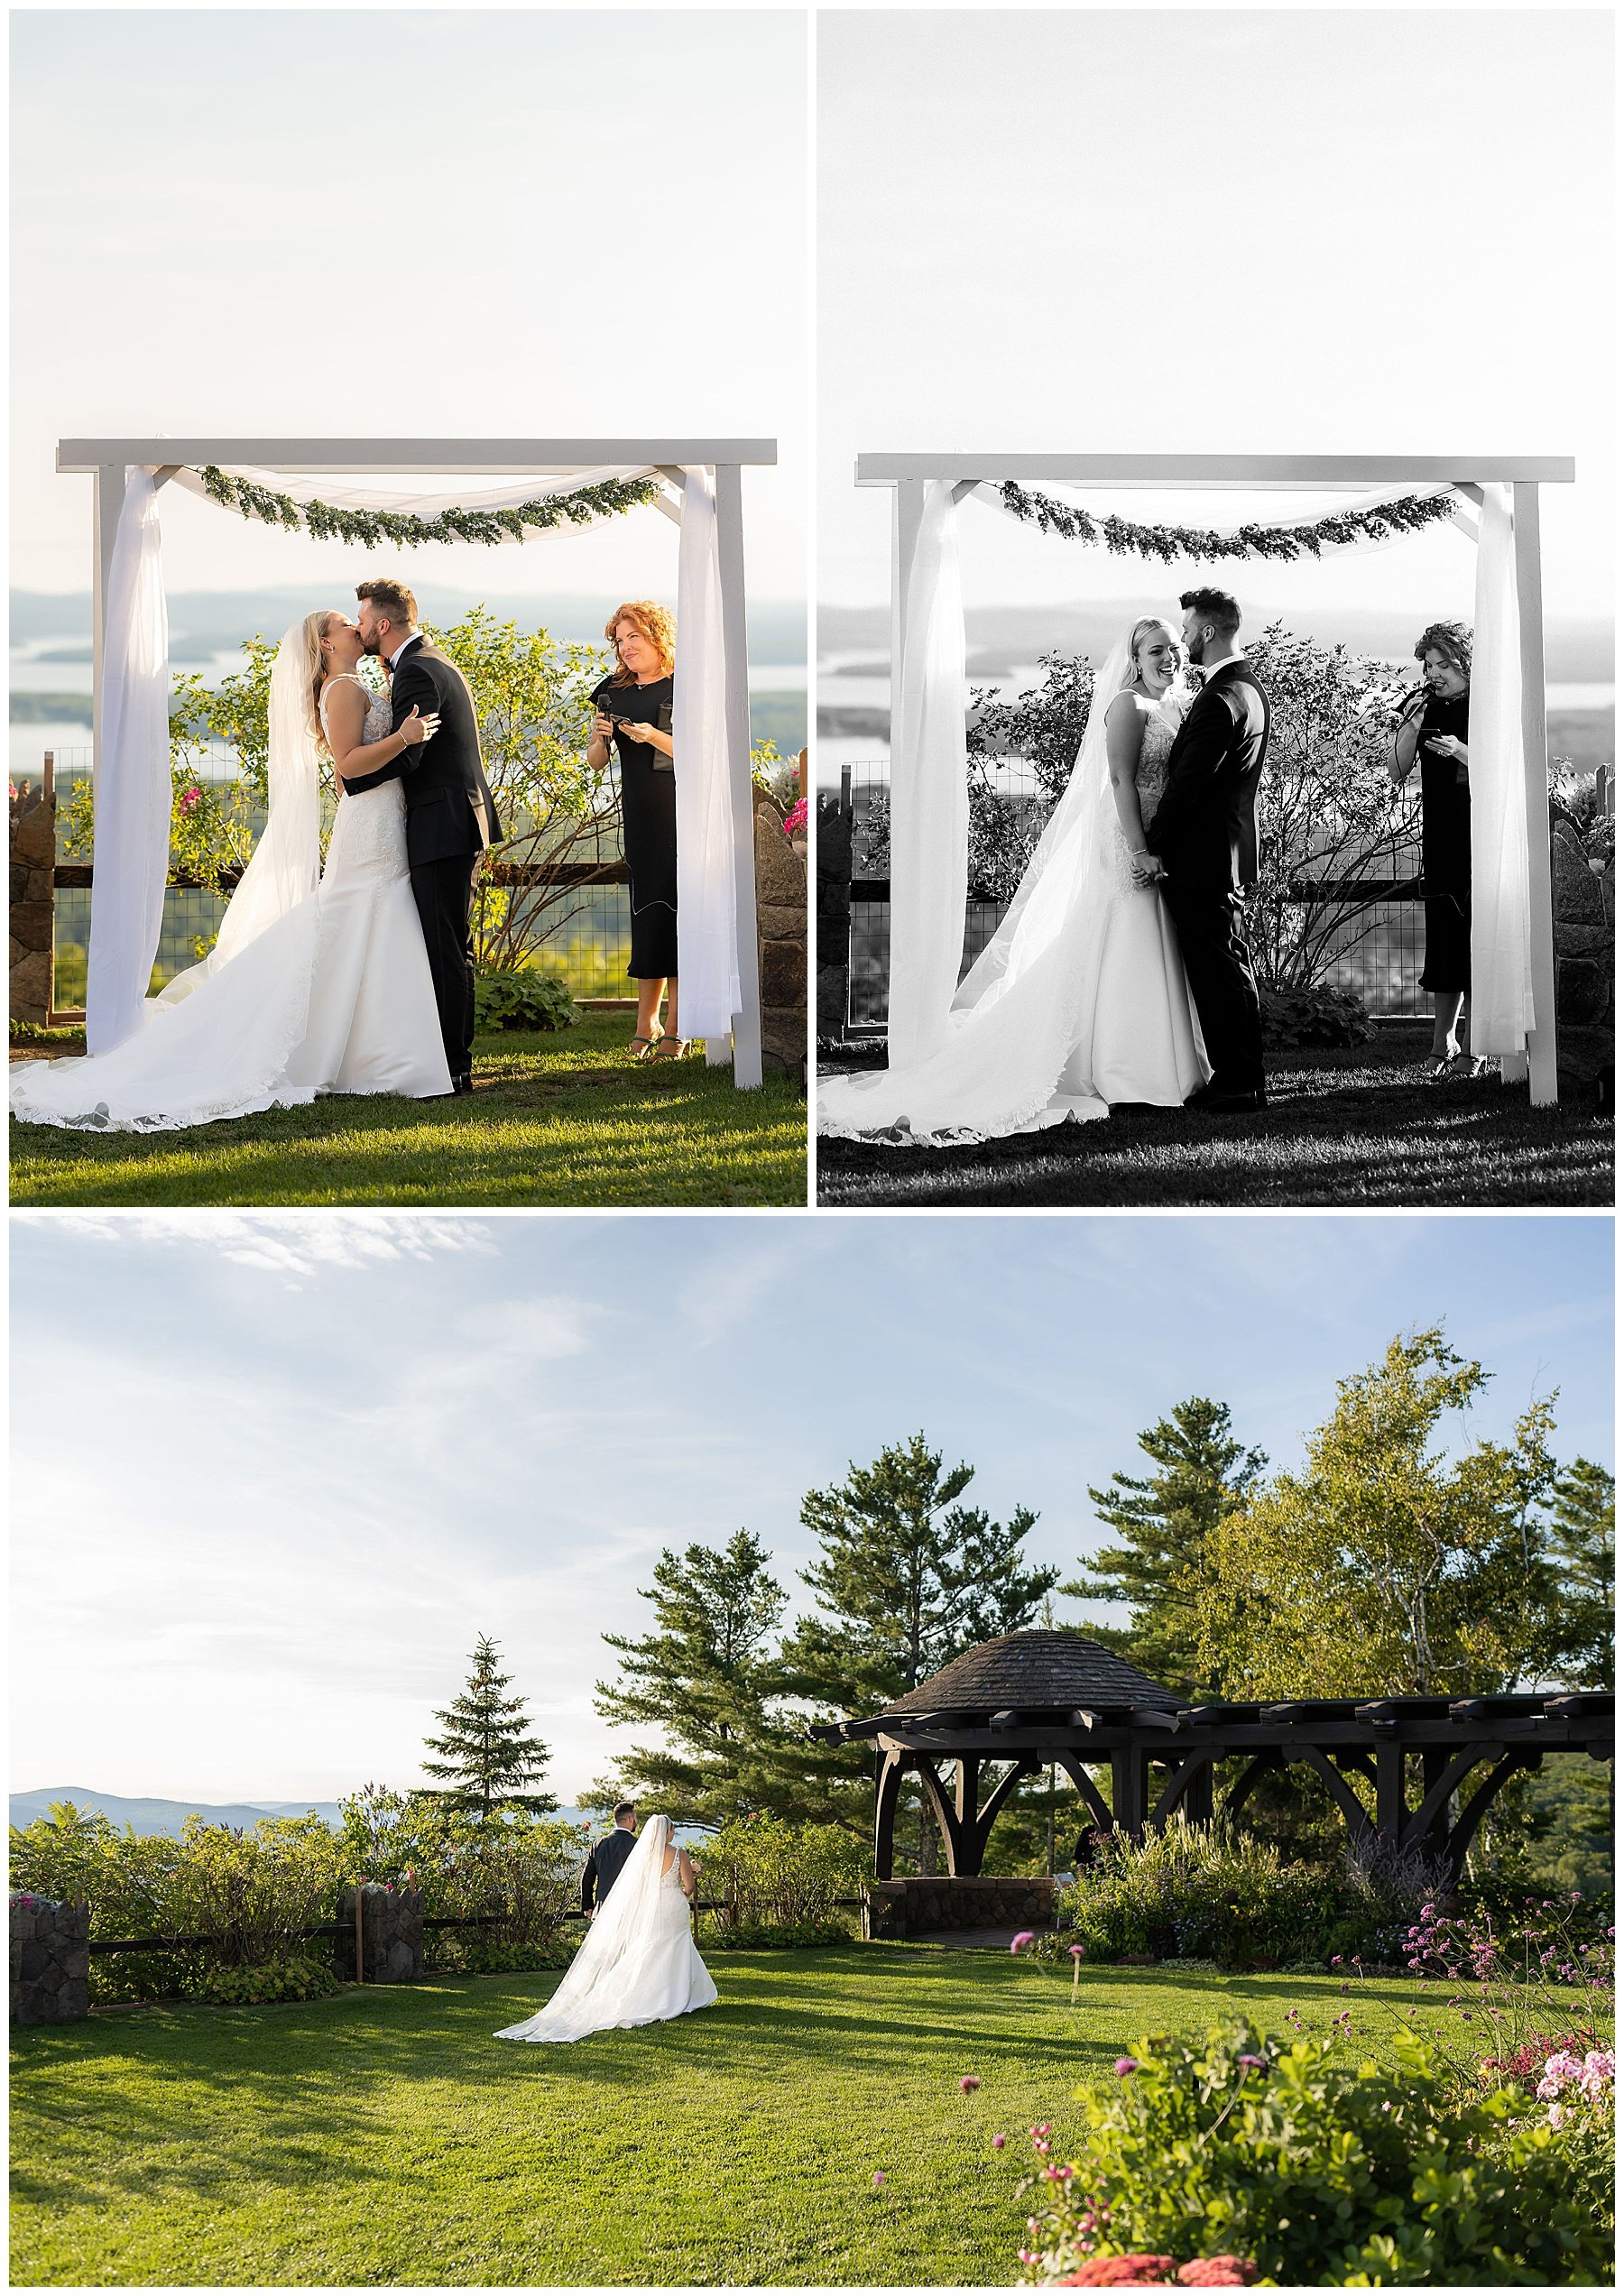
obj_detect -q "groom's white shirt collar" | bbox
[387,632,422,671]
[1197,648,1244,681]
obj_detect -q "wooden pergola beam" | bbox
[856,453,1573,487]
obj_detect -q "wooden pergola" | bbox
[855,453,1577,1103]
[811,1631,1614,1891]
[56,436,778,1085]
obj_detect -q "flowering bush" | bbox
[337,1785,582,1959]
[1015,2021,1612,2287]
[1399,1892,1613,2070]
[783,796,808,839]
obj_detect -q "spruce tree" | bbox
[762,1434,1057,1837]
[421,1635,556,1816]
[1546,1457,1615,1686]
[590,1529,787,1824]
[1062,1397,1265,1698]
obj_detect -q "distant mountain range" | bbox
[12,588,807,665]
[11,1787,595,1838]
[820,601,1613,683]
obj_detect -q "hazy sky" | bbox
[12,1211,1612,1805]
[819,9,1613,621]
[11,10,807,602]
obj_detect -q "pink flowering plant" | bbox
[1013,2020,1611,2286]
[783,796,808,839]
[1398,1891,1613,2072]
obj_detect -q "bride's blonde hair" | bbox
[300,611,337,750]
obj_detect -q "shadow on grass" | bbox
[817,1027,1613,1208]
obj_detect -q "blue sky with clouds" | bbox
[11,1212,1611,1805]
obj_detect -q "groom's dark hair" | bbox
[356,577,418,628]
[613,1801,637,1822]
[1180,586,1241,635]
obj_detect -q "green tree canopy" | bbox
[1195,1326,1581,1699]
[1062,1397,1266,1698]
[1546,1457,1615,1686]
[421,1635,557,1817]
[590,1529,788,1826]
[763,1434,1057,1832]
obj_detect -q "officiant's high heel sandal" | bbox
[629,1032,660,1061]
[652,1033,690,1060]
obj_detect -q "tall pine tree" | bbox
[1546,1457,1615,1687]
[421,1635,556,1816]
[590,1529,787,1825]
[1062,1397,1265,1698]
[762,1434,1057,1840]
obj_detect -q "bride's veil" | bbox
[819,630,1150,1139]
[156,621,324,1005]
[494,1815,678,2042]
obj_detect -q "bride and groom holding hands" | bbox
[819,586,1273,1144]
[11,580,501,1132]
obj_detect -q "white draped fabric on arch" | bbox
[59,438,773,1086]
[840,454,1572,1111]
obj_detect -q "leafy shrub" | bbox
[705,1918,854,1950]
[473,967,577,1034]
[704,1813,866,1934]
[424,1931,577,1976]
[338,1786,584,1954]
[1057,1824,1343,1972]
[1017,2021,1613,2287]
[1259,982,1372,1049]
[182,1952,340,2006]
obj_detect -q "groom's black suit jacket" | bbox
[580,1825,638,1913]
[341,636,502,866]
[1142,659,1269,892]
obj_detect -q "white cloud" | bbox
[23,1212,498,1286]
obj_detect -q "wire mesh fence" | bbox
[836,757,1432,1033]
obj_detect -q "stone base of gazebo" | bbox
[863,1875,1055,1941]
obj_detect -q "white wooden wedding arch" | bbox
[57,436,778,1086]
[858,453,1575,1103]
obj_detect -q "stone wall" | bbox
[11,1894,89,2024]
[753,787,807,1076]
[10,779,56,1025]
[863,1875,1056,1941]
[334,1883,425,1984]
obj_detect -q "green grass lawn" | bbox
[9,1016,807,1208]
[817,1025,1613,1207]
[11,1948,1483,2288]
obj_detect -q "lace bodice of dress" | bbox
[319,675,409,881]
[1134,705,1176,815]
[319,674,393,749]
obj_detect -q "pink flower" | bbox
[1113,2058,1140,2077]
[178,784,202,814]
[783,797,808,836]
[959,2074,981,2093]
[1056,2255,1177,2285]
[1069,1944,1085,1959]
[1177,2261,1257,2287]
[992,2134,1007,2151]
[1011,1931,1038,1954]
[1236,2053,1264,2070]
[872,2171,886,2190]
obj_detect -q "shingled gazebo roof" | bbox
[880,1630,1179,1718]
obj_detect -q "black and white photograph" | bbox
[815,9,1613,1209]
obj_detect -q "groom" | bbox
[1138,586,1270,1113]
[342,579,502,1094]
[581,1803,639,1918]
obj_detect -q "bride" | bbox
[818,616,1209,1142]
[10,613,451,1130]
[496,1814,718,2045]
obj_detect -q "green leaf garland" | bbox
[197,466,661,549]
[995,481,1459,564]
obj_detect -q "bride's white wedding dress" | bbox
[10,656,449,1131]
[817,640,1208,1144]
[496,1815,718,2045]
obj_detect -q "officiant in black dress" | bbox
[588,601,686,1059]
[1389,620,1477,1075]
